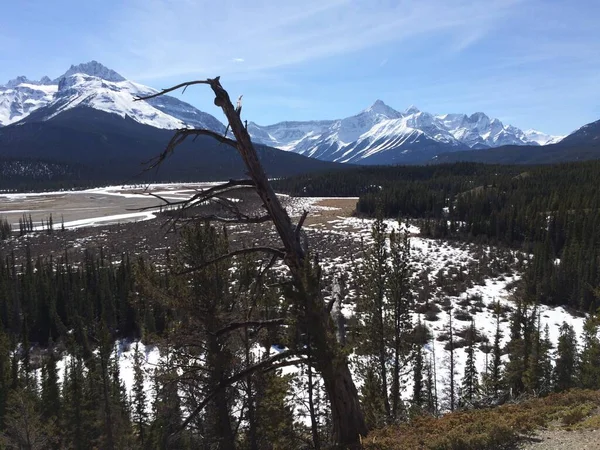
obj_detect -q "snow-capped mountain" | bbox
[0,61,568,166]
[524,129,564,146]
[0,79,57,126]
[249,101,564,164]
[0,61,224,132]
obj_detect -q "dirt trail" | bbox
[519,429,600,449]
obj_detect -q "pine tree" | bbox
[444,308,457,411]
[483,300,504,398]
[523,314,553,394]
[252,371,299,450]
[132,342,148,446]
[540,326,554,391]
[354,210,392,421]
[359,366,387,430]
[424,356,437,415]
[461,320,480,406]
[412,343,424,409]
[40,347,61,442]
[388,225,413,421]
[149,366,187,449]
[579,313,600,389]
[553,322,578,391]
[2,388,51,449]
[20,319,34,390]
[0,327,11,429]
[504,296,535,397]
[62,352,88,450]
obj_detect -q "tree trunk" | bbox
[209,79,368,447]
[321,357,368,448]
[306,346,321,450]
[392,332,401,420]
[100,356,115,450]
[207,333,236,450]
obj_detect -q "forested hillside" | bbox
[275,161,600,312]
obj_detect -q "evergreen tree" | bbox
[423,356,437,415]
[388,226,413,421]
[252,371,299,450]
[149,366,187,449]
[412,344,424,409]
[443,308,457,411]
[553,322,579,391]
[0,328,11,429]
[359,366,387,430]
[460,320,480,406]
[132,343,148,446]
[523,314,553,394]
[354,211,392,421]
[503,297,535,397]
[40,347,61,443]
[483,300,504,398]
[2,388,51,449]
[62,352,88,450]
[579,312,600,389]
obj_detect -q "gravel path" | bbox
[519,429,600,449]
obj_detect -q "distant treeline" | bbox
[275,161,600,312]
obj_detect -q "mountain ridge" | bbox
[1,61,566,165]
[247,100,564,164]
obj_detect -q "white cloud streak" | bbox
[98,0,522,80]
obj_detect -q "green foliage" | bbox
[460,321,480,406]
[353,214,414,424]
[0,248,158,347]
[0,218,10,241]
[579,313,600,389]
[1,388,54,449]
[553,322,579,391]
[131,343,148,446]
[523,321,553,395]
[481,300,504,398]
[249,371,300,450]
[360,366,388,430]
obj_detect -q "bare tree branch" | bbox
[131,179,255,213]
[214,318,286,337]
[142,128,238,174]
[175,247,285,275]
[327,296,337,314]
[263,358,307,373]
[295,210,308,235]
[134,79,215,101]
[172,349,300,438]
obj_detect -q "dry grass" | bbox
[363,390,600,450]
[303,198,358,228]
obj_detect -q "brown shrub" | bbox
[363,390,600,450]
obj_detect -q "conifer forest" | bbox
[0,157,599,449]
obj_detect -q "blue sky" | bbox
[1,0,599,135]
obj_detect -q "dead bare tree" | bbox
[136,76,367,448]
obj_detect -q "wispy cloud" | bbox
[97,0,522,81]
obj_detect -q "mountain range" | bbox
[433,119,600,165]
[0,62,343,185]
[0,61,598,181]
[247,101,564,164]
